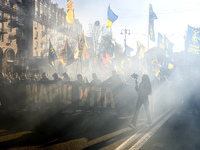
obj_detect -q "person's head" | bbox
[77,74,83,81]
[92,73,97,80]
[142,74,150,83]
[20,75,26,82]
[52,73,58,79]
[142,74,152,94]
[42,72,46,78]
[13,74,16,78]
[63,72,69,77]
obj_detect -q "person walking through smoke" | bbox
[129,74,152,129]
[102,70,123,117]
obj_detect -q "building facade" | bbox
[0,0,82,74]
[0,0,25,73]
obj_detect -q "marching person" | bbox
[51,73,62,84]
[72,74,85,112]
[90,73,101,87]
[62,72,71,83]
[129,74,152,129]
[39,72,50,84]
[102,70,123,117]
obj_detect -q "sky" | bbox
[52,0,200,54]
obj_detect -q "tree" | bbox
[99,34,113,55]
[87,22,111,56]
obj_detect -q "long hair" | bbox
[142,74,152,95]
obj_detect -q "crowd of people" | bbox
[0,70,138,114]
[1,68,198,121]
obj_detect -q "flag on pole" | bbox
[48,39,58,68]
[157,32,174,57]
[106,53,112,64]
[101,54,107,65]
[86,52,91,58]
[107,4,118,28]
[125,43,134,56]
[185,25,200,56]
[149,3,157,42]
[66,0,74,24]
[164,35,174,57]
[168,61,174,69]
[78,31,88,57]
[152,56,160,77]
[73,40,79,59]
[157,32,165,49]
[137,41,146,58]
[59,40,74,67]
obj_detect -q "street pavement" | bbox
[1,104,197,150]
[0,107,148,150]
[140,109,200,150]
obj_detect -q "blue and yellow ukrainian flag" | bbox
[107,4,118,28]
[48,39,58,68]
[125,44,134,57]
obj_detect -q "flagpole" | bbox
[147,3,150,51]
[76,60,78,75]
[80,56,82,74]
[146,3,150,75]
[76,34,79,75]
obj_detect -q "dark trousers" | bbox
[131,97,151,126]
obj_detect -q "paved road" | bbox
[0,107,150,150]
[0,102,173,150]
[140,109,200,150]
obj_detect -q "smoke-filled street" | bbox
[1,0,200,150]
[1,100,200,150]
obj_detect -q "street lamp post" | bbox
[121,27,130,55]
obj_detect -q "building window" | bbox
[35,31,38,37]
[0,35,3,42]
[35,22,38,28]
[8,14,11,20]
[0,11,3,17]
[35,41,38,47]
[8,38,11,43]
[0,23,3,29]
[36,51,38,56]
[8,25,12,32]
[7,50,15,60]
[41,43,43,48]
